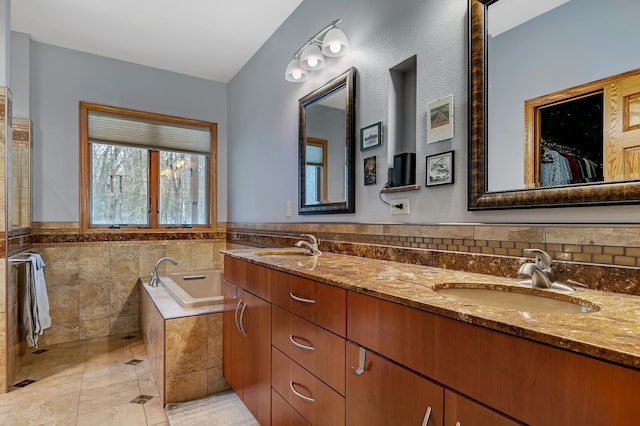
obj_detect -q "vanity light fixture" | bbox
[285,19,349,82]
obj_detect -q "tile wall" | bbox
[140,286,228,405]
[227,222,640,296]
[31,229,227,347]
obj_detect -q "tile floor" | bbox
[0,333,168,425]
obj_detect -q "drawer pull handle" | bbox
[289,292,316,304]
[289,381,315,403]
[234,300,242,334]
[455,423,460,426]
[239,301,248,336]
[289,335,315,351]
[351,346,367,376]
[421,406,432,426]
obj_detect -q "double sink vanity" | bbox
[222,247,640,425]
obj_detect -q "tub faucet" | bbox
[517,249,556,289]
[149,257,179,287]
[295,234,322,256]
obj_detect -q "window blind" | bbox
[88,110,211,155]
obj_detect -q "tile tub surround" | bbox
[140,279,228,405]
[224,248,640,370]
[227,223,640,296]
[26,236,226,347]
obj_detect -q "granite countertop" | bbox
[223,248,640,370]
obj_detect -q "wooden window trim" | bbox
[306,137,329,202]
[79,101,217,234]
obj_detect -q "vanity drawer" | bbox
[272,389,311,426]
[272,347,345,426]
[272,305,346,395]
[224,256,271,300]
[270,270,346,336]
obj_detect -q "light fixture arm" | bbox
[291,19,342,59]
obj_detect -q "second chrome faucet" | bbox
[295,234,322,256]
[517,248,575,291]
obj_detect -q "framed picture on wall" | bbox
[427,95,454,143]
[364,156,377,185]
[426,150,454,186]
[360,122,382,151]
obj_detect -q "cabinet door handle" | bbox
[351,346,367,375]
[289,335,315,351]
[239,301,248,336]
[289,381,315,403]
[455,422,461,426]
[421,406,432,426]
[234,300,242,334]
[289,292,316,304]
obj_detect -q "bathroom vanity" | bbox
[222,249,640,425]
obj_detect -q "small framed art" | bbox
[364,156,377,185]
[360,122,382,151]
[427,95,453,143]
[426,150,454,186]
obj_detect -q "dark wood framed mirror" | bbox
[299,67,356,214]
[468,0,640,210]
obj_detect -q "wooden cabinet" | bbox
[272,389,311,426]
[223,261,271,425]
[347,290,640,426]
[346,341,443,426]
[444,390,521,426]
[272,347,345,426]
[270,269,347,425]
[225,255,640,426]
[270,269,346,335]
[272,305,345,394]
[222,281,243,393]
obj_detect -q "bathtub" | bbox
[160,270,224,308]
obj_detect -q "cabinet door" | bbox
[222,280,243,395]
[605,72,640,180]
[346,342,444,426]
[444,390,522,426]
[240,290,272,425]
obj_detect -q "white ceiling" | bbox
[11,0,303,83]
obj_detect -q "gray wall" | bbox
[28,41,228,222]
[10,31,29,117]
[227,0,640,223]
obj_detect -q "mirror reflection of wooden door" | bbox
[605,73,640,181]
[305,138,328,204]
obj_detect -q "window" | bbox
[80,102,217,232]
[305,137,328,204]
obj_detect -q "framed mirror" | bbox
[299,68,356,214]
[469,0,640,209]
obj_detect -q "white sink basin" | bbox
[434,284,599,314]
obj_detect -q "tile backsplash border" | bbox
[226,222,640,296]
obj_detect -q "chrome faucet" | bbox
[149,257,179,287]
[518,248,555,288]
[295,234,322,256]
